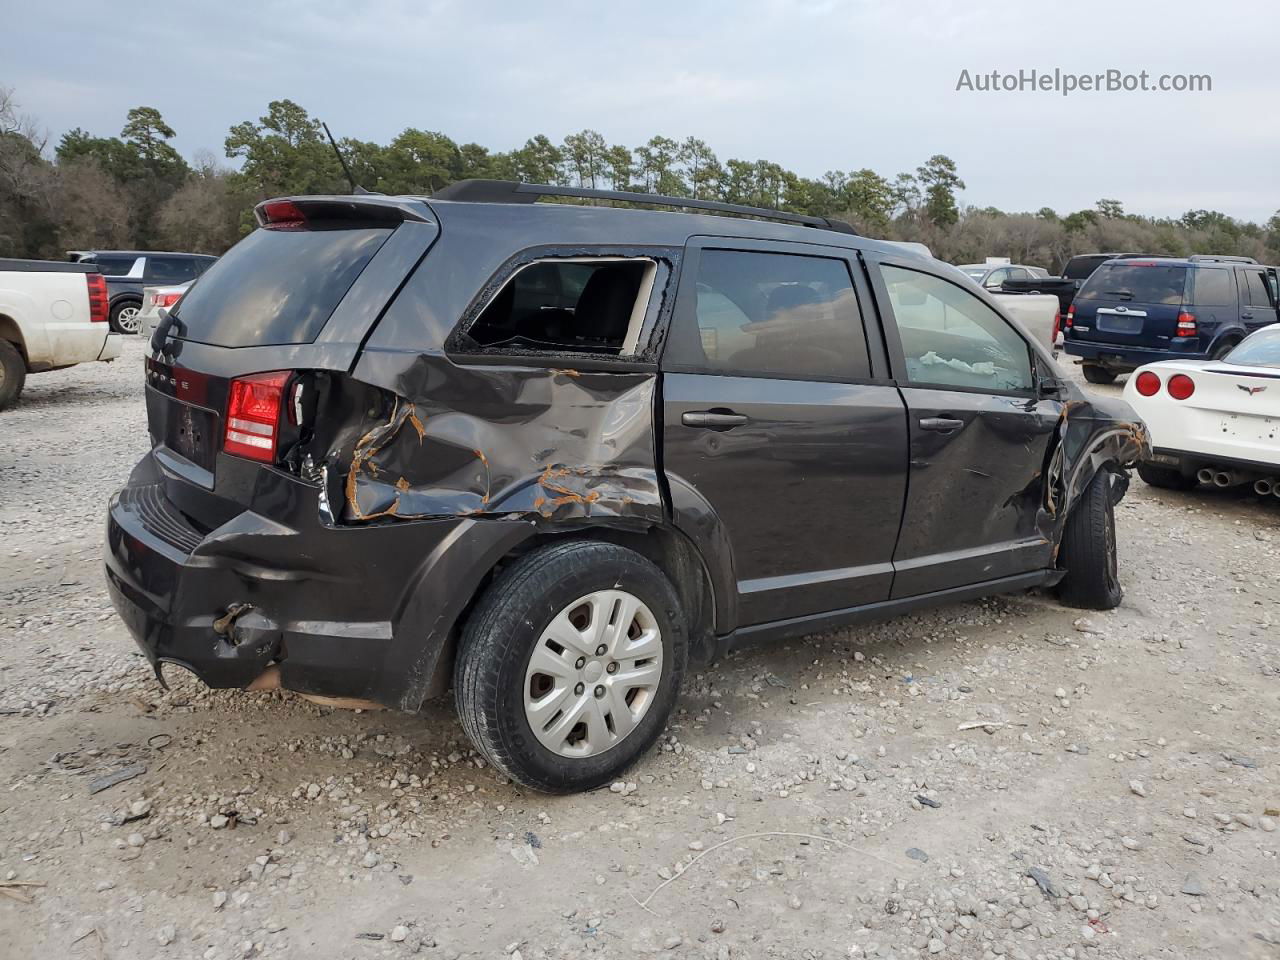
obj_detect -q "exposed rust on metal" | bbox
[345,400,423,521]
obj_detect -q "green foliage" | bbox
[3,86,1280,272]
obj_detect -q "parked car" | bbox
[105,182,1147,792]
[957,262,1050,289]
[1064,255,1280,383]
[67,250,217,334]
[137,282,192,342]
[1123,323,1280,495]
[1002,253,1155,319]
[943,263,1059,350]
[0,258,123,409]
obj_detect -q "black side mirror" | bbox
[1038,375,1068,399]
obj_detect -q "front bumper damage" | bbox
[105,452,532,710]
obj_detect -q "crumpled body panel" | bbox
[339,352,663,525]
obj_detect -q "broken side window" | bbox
[462,257,658,357]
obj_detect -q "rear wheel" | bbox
[1055,470,1123,610]
[1210,339,1238,360]
[110,300,142,335]
[454,541,687,793]
[1081,364,1117,385]
[0,340,26,410]
[1136,462,1196,491]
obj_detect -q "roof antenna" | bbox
[322,121,370,195]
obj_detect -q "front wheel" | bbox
[1082,364,1117,385]
[454,541,687,793]
[1055,470,1123,610]
[110,300,142,335]
[0,339,26,410]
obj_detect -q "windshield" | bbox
[168,225,390,347]
[1076,263,1187,304]
[1224,328,1280,368]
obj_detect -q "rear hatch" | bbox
[145,197,438,527]
[1070,261,1188,347]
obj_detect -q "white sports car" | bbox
[1124,323,1280,495]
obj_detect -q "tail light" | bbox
[259,200,307,230]
[1134,371,1161,396]
[86,273,108,323]
[1167,373,1195,400]
[1065,304,1075,329]
[1176,312,1197,336]
[224,371,290,462]
[151,292,182,308]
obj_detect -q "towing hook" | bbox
[212,602,254,638]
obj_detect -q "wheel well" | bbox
[425,523,718,700]
[0,314,26,362]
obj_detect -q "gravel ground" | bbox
[1,338,1278,960]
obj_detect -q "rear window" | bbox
[1063,256,1106,281]
[1077,263,1187,305]
[169,226,390,347]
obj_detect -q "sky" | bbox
[5,0,1278,222]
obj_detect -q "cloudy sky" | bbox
[6,0,1278,221]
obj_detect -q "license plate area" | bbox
[1095,310,1145,335]
[146,387,220,473]
[1218,413,1279,443]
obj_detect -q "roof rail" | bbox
[1187,254,1258,264]
[429,179,858,235]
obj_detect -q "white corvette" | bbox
[1124,324,1280,496]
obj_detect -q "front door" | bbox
[868,258,1063,597]
[660,239,908,626]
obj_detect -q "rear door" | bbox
[866,256,1062,596]
[661,238,907,626]
[1237,266,1280,333]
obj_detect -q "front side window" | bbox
[881,264,1033,392]
[667,249,870,380]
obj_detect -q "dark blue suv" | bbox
[1063,255,1280,383]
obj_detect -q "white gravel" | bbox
[1,339,1278,959]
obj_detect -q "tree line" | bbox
[3,88,1279,273]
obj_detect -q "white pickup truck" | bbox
[0,258,123,409]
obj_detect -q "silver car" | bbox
[138,282,192,340]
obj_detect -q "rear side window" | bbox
[1186,267,1235,306]
[666,250,870,380]
[95,256,139,276]
[463,258,656,356]
[1077,263,1187,304]
[169,226,390,347]
[146,256,200,285]
[882,264,1033,392]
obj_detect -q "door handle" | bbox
[1242,312,1254,320]
[919,417,965,433]
[682,410,749,429]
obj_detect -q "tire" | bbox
[109,299,142,335]
[1136,462,1196,491]
[455,540,688,793]
[0,339,26,410]
[1210,340,1238,360]
[1081,364,1117,385]
[1055,470,1123,610]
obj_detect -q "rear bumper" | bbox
[1064,341,1204,371]
[98,333,123,361]
[105,451,534,709]
[1147,446,1280,474]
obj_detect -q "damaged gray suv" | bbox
[105,181,1147,792]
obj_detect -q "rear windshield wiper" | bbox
[1103,290,1134,300]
